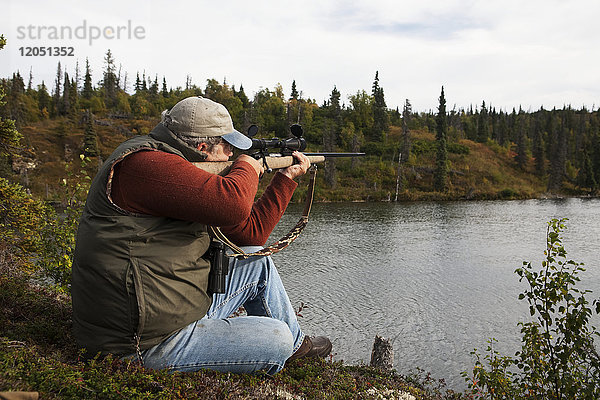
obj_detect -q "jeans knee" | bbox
[264,319,294,363]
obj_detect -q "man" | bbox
[71,96,332,375]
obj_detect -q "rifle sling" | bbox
[209,165,317,259]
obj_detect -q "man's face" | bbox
[203,140,234,162]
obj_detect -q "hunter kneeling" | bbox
[71,96,332,375]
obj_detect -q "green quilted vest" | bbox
[72,124,212,356]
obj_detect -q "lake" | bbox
[268,198,600,390]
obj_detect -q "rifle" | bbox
[192,124,364,175]
[195,124,364,294]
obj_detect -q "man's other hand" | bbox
[280,151,311,180]
[237,154,265,178]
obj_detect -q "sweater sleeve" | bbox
[111,150,297,245]
[219,171,297,246]
[111,150,259,227]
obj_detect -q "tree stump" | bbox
[370,335,394,370]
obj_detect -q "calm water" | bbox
[268,198,600,390]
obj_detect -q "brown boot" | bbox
[288,336,332,361]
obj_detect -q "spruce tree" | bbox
[102,50,118,109]
[83,110,98,157]
[290,80,299,100]
[149,75,159,96]
[401,99,412,163]
[134,72,142,94]
[37,81,51,117]
[323,86,341,188]
[434,86,448,192]
[0,36,23,173]
[477,101,489,142]
[532,116,546,176]
[515,114,528,170]
[576,150,596,191]
[235,84,249,108]
[26,67,33,94]
[52,61,62,116]
[371,71,389,141]
[82,58,93,100]
[68,77,78,114]
[162,77,169,97]
[60,72,70,116]
[547,116,567,192]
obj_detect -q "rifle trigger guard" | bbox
[261,154,273,173]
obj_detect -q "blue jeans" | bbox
[134,247,305,375]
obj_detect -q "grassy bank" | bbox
[0,260,467,399]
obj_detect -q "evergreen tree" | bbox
[134,72,142,94]
[68,77,78,114]
[576,150,596,191]
[102,50,118,109]
[26,67,33,94]
[7,72,25,122]
[82,58,93,100]
[149,75,159,96]
[434,86,448,192]
[60,72,70,116]
[401,99,412,163]
[515,114,528,169]
[52,61,62,116]
[0,36,23,174]
[83,110,98,157]
[590,130,600,186]
[532,117,546,176]
[323,86,342,188]
[37,81,51,117]
[497,112,508,146]
[371,71,389,141]
[161,77,169,97]
[235,84,249,108]
[74,60,81,92]
[477,101,489,142]
[547,116,567,192]
[290,80,299,100]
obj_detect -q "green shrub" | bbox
[411,139,436,156]
[498,188,517,199]
[448,143,470,155]
[0,177,52,271]
[0,155,90,290]
[464,219,600,399]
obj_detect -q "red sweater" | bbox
[110,150,297,246]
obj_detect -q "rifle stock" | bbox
[193,155,326,175]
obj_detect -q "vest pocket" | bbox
[126,260,146,341]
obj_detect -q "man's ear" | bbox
[197,142,209,152]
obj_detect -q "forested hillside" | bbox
[2,49,599,202]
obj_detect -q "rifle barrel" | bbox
[303,152,365,157]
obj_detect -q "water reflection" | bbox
[270,198,600,390]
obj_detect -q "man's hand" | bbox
[237,154,265,178]
[280,151,311,180]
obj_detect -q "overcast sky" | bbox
[2,0,599,113]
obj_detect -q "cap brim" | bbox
[222,130,252,150]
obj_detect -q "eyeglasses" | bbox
[221,140,233,153]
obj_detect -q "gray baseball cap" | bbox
[162,96,252,150]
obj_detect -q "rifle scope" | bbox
[247,123,307,153]
[249,137,307,152]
